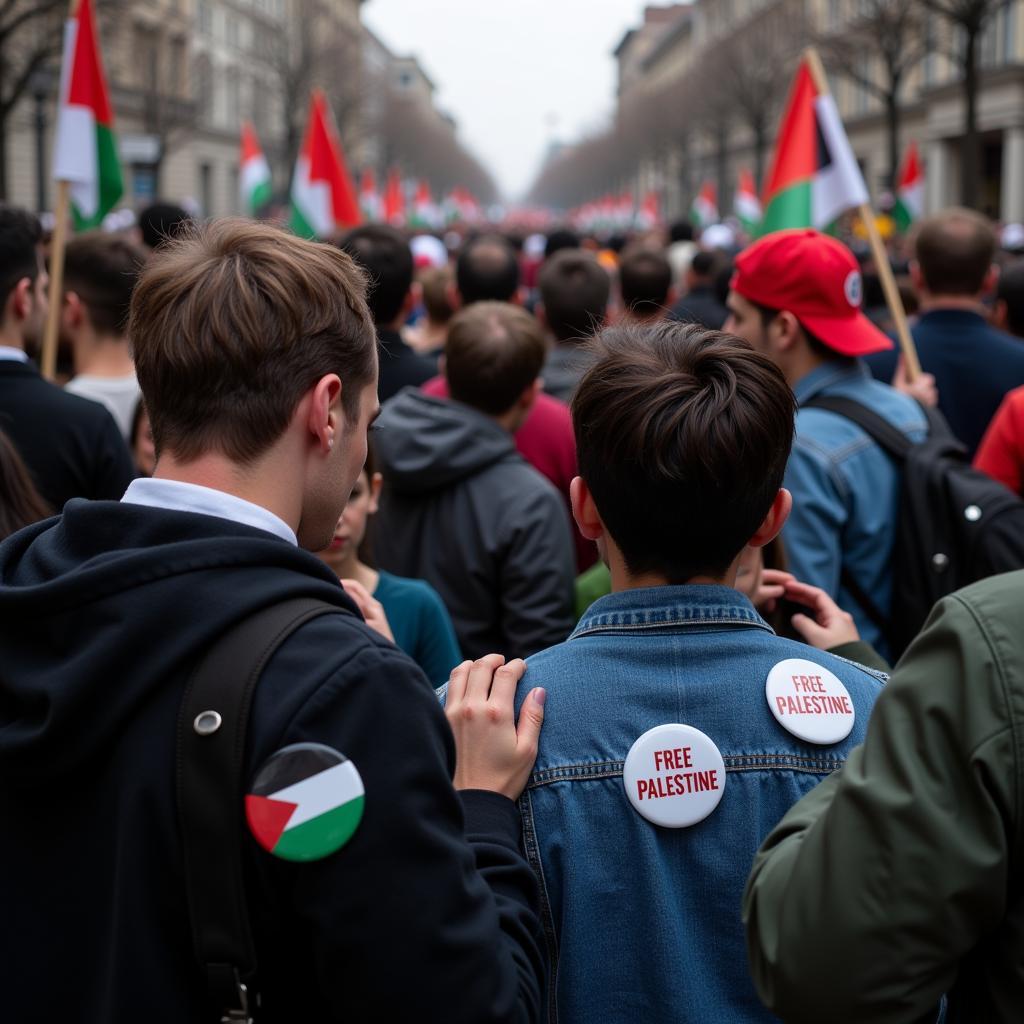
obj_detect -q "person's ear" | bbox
[748,488,792,549]
[535,303,548,331]
[9,277,32,322]
[982,264,999,298]
[519,377,542,412]
[773,311,802,353]
[62,291,84,333]
[368,471,383,514]
[446,281,462,312]
[993,298,1009,330]
[909,260,925,294]
[665,285,679,307]
[306,373,342,454]
[512,287,526,307]
[570,475,604,542]
[400,286,417,320]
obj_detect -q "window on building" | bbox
[226,68,240,125]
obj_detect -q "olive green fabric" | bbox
[743,570,1024,1023]
[827,639,890,673]
[574,560,611,621]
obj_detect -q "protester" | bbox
[665,219,698,286]
[0,427,51,539]
[376,301,576,660]
[423,241,590,570]
[456,234,522,305]
[0,219,546,1021]
[866,207,1024,456]
[744,570,1024,1024]
[137,201,193,251]
[992,257,1024,338]
[61,232,146,439]
[618,247,674,321]
[0,204,134,509]
[404,265,454,357]
[316,447,462,687]
[668,249,728,329]
[536,249,610,403]
[501,321,884,1023]
[726,228,927,658]
[339,224,435,402]
[544,227,580,260]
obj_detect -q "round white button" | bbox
[622,723,726,828]
[765,658,855,745]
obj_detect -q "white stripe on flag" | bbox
[292,155,334,236]
[812,94,869,229]
[270,760,364,829]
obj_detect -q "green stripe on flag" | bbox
[758,180,812,236]
[289,202,318,240]
[272,795,364,861]
[73,123,123,231]
[250,179,272,216]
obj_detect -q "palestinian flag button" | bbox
[245,742,365,862]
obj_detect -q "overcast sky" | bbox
[362,0,651,201]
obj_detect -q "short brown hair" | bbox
[445,301,545,415]
[538,250,610,342]
[64,232,146,336]
[129,218,375,463]
[420,266,454,324]
[915,207,996,296]
[573,322,796,583]
[619,247,672,315]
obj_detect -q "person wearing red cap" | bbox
[726,228,927,657]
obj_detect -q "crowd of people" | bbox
[1,196,1023,1021]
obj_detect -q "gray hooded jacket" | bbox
[374,389,576,661]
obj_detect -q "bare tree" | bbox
[820,0,925,190]
[922,0,1005,207]
[0,0,64,200]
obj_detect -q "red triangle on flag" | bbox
[761,60,819,203]
[245,794,298,853]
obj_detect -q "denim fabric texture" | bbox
[511,584,886,1024]
[784,360,927,658]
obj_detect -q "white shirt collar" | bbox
[121,478,298,546]
[0,346,28,362]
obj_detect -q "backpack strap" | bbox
[176,597,343,1022]
[802,394,916,462]
[801,394,919,651]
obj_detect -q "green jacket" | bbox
[743,570,1024,1024]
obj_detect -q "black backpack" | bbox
[803,395,1024,658]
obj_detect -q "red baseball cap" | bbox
[731,229,893,357]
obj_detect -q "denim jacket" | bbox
[514,585,886,1024]
[785,361,927,657]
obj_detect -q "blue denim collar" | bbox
[793,359,871,405]
[571,584,771,639]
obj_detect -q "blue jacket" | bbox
[784,361,927,657]
[865,309,1024,456]
[513,585,885,1024]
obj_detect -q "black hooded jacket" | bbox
[374,390,575,661]
[0,500,542,1022]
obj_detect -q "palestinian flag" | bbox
[289,90,361,239]
[246,743,364,862]
[410,180,437,229]
[734,169,763,234]
[691,181,718,228]
[760,58,869,235]
[384,168,405,226]
[239,121,271,216]
[893,141,924,233]
[52,0,122,230]
[636,190,660,230]
[360,169,382,222]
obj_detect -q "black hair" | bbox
[339,224,414,326]
[0,204,42,310]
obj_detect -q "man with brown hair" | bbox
[0,220,547,1022]
[376,301,575,660]
[62,231,147,439]
[618,247,675,322]
[867,206,1024,455]
[512,321,884,1024]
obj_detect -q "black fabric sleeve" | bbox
[247,625,544,1023]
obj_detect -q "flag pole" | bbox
[40,0,79,382]
[804,47,922,381]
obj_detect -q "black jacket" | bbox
[0,501,543,1022]
[668,286,728,330]
[374,390,575,660]
[378,326,436,403]
[0,358,135,508]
